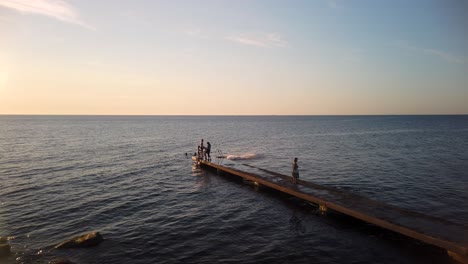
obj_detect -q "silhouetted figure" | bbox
[200,139,205,159]
[205,142,211,160]
[292,157,299,184]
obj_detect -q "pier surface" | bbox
[197,158,467,262]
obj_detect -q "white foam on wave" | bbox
[226,153,259,160]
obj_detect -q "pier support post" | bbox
[319,204,328,214]
[253,181,260,191]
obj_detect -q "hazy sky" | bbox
[0,0,467,115]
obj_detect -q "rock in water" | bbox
[0,244,11,257]
[55,231,103,249]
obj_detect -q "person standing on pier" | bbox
[292,158,299,184]
[199,139,205,159]
[200,139,205,150]
[205,142,211,161]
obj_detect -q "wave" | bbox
[226,153,260,160]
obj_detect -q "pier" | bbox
[195,158,468,263]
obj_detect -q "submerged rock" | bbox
[55,231,103,249]
[0,244,11,257]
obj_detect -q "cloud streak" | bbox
[0,0,93,29]
[394,40,464,64]
[421,48,464,64]
[226,33,287,48]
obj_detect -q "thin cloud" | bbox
[422,48,464,64]
[266,33,287,47]
[226,35,267,47]
[0,0,94,29]
[226,33,287,48]
[394,40,464,64]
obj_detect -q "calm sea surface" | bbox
[1,115,467,264]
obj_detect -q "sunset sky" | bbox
[0,0,467,115]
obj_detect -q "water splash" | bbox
[226,153,260,160]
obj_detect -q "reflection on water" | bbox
[191,163,203,176]
[289,211,306,234]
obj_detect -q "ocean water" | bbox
[0,115,467,264]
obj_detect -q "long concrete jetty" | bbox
[195,158,467,263]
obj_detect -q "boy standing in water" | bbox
[292,158,299,184]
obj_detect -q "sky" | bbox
[0,0,467,115]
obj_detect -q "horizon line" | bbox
[1,114,467,117]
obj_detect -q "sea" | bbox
[0,115,467,264]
